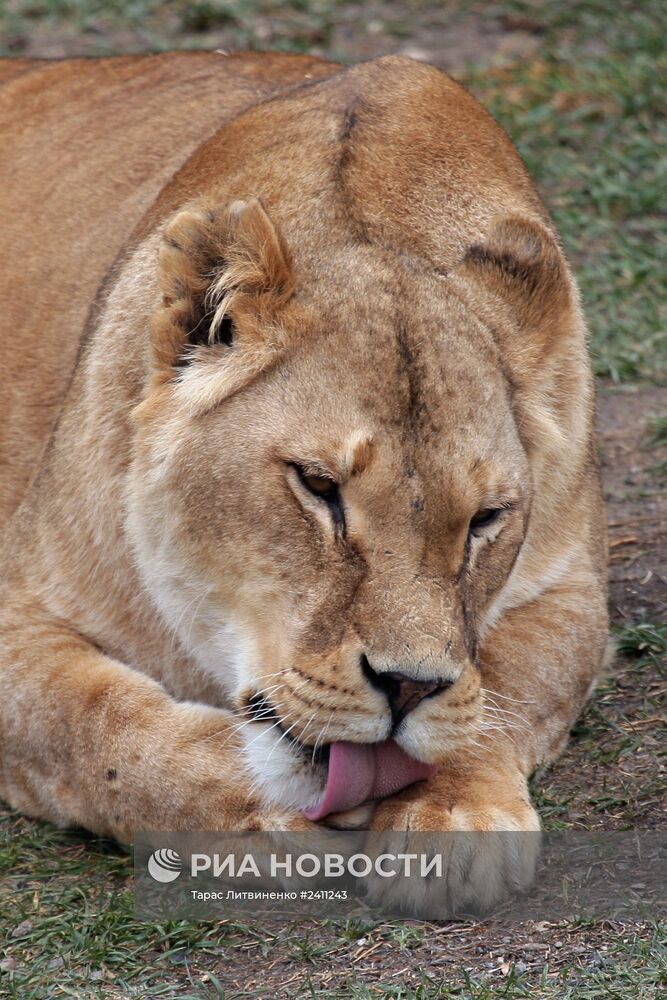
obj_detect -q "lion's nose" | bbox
[361,656,453,722]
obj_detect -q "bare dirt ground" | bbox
[0,2,545,70]
[602,385,667,625]
[201,915,659,997]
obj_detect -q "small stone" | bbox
[0,957,18,972]
[47,957,64,971]
[399,45,433,63]
[5,35,28,53]
[11,920,32,938]
[169,950,189,965]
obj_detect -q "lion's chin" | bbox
[321,802,377,829]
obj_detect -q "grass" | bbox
[0,0,342,55]
[466,0,667,383]
[615,619,667,668]
[644,413,667,449]
[1,810,665,998]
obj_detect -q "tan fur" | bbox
[0,53,608,909]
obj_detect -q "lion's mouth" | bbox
[246,692,330,765]
[303,740,437,820]
[245,694,436,820]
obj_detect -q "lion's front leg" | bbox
[366,578,608,914]
[0,593,314,840]
[370,751,539,836]
[367,749,540,916]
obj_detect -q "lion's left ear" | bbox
[151,197,294,378]
[456,216,588,454]
[458,216,575,368]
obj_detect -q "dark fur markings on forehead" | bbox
[336,99,359,181]
[393,314,445,496]
[443,278,520,399]
[394,297,443,448]
[340,102,358,149]
[334,97,371,245]
[395,321,423,438]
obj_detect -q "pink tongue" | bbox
[303,740,437,821]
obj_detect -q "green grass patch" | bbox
[644,413,667,448]
[467,0,667,384]
[2,805,665,996]
[614,619,667,671]
[0,0,341,54]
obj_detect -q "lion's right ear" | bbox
[150,198,294,379]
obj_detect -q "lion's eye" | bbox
[292,464,345,530]
[469,507,502,536]
[300,471,338,499]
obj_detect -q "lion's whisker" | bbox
[265,719,301,765]
[481,687,536,707]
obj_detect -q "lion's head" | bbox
[125,59,584,821]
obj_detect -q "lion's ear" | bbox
[151,197,294,375]
[459,216,575,367]
[457,216,587,454]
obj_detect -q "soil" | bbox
[1,2,546,70]
[600,384,667,623]
[203,914,654,996]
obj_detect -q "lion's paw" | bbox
[364,791,541,918]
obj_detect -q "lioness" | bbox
[0,52,608,911]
